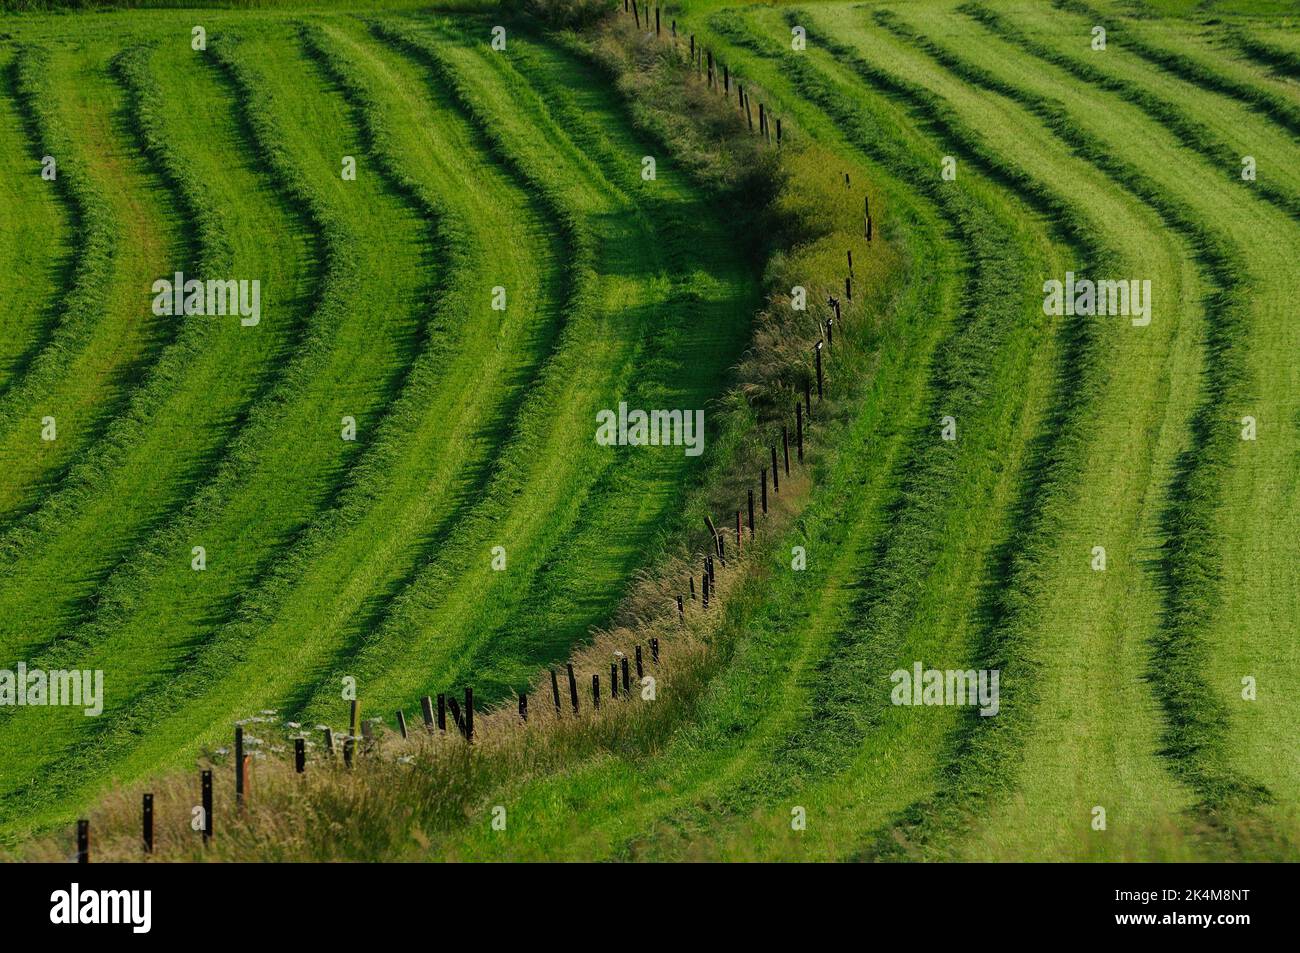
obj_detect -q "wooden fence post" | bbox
[437,692,447,732]
[771,446,780,491]
[611,662,619,698]
[421,695,435,731]
[633,1,640,28]
[797,401,804,463]
[846,275,853,300]
[323,726,334,755]
[396,710,408,739]
[519,693,528,722]
[816,341,824,398]
[689,575,696,600]
[240,755,250,805]
[77,819,89,864]
[464,687,474,743]
[724,64,729,95]
[593,674,601,709]
[636,644,644,680]
[677,594,685,622]
[848,248,854,275]
[234,724,244,806]
[344,735,354,768]
[142,794,153,855]
[349,699,359,743]
[783,426,791,476]
[655,7,660,36]
[651,637,660,663]
[735,509,743,555]
[551,668,562,715]
[567,663,579,713]
[621,656,631,693]
[826,316,834,348]
[702,571,710,609]
[295,738,306,774]
[776,117,782,146]
[201,769,213,845]
[708,553,716,586]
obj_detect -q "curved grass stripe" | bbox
[0,45,177,526]
[0,48,69,400]
[873,0,1282,855]
[0,24,433,836]
[1228,24,1300,78]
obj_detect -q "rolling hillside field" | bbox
[0,0,1295,867]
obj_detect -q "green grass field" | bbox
[0,0,1295,862]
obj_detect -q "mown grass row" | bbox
[1226,26,1300,77]
[0,48,68,401]
[0,46,120,517]
[875,4,1264,825]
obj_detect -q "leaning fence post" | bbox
[421,695,435,732]
[77,819,89,864]
[201,769,213,845]
[295,738,306,774]
[396,710,408,739]
[633,0,640,28]
[142,794,153,855]
[567,663,579,713]
[551,668,562,715]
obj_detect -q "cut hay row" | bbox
[0,47,68,403]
